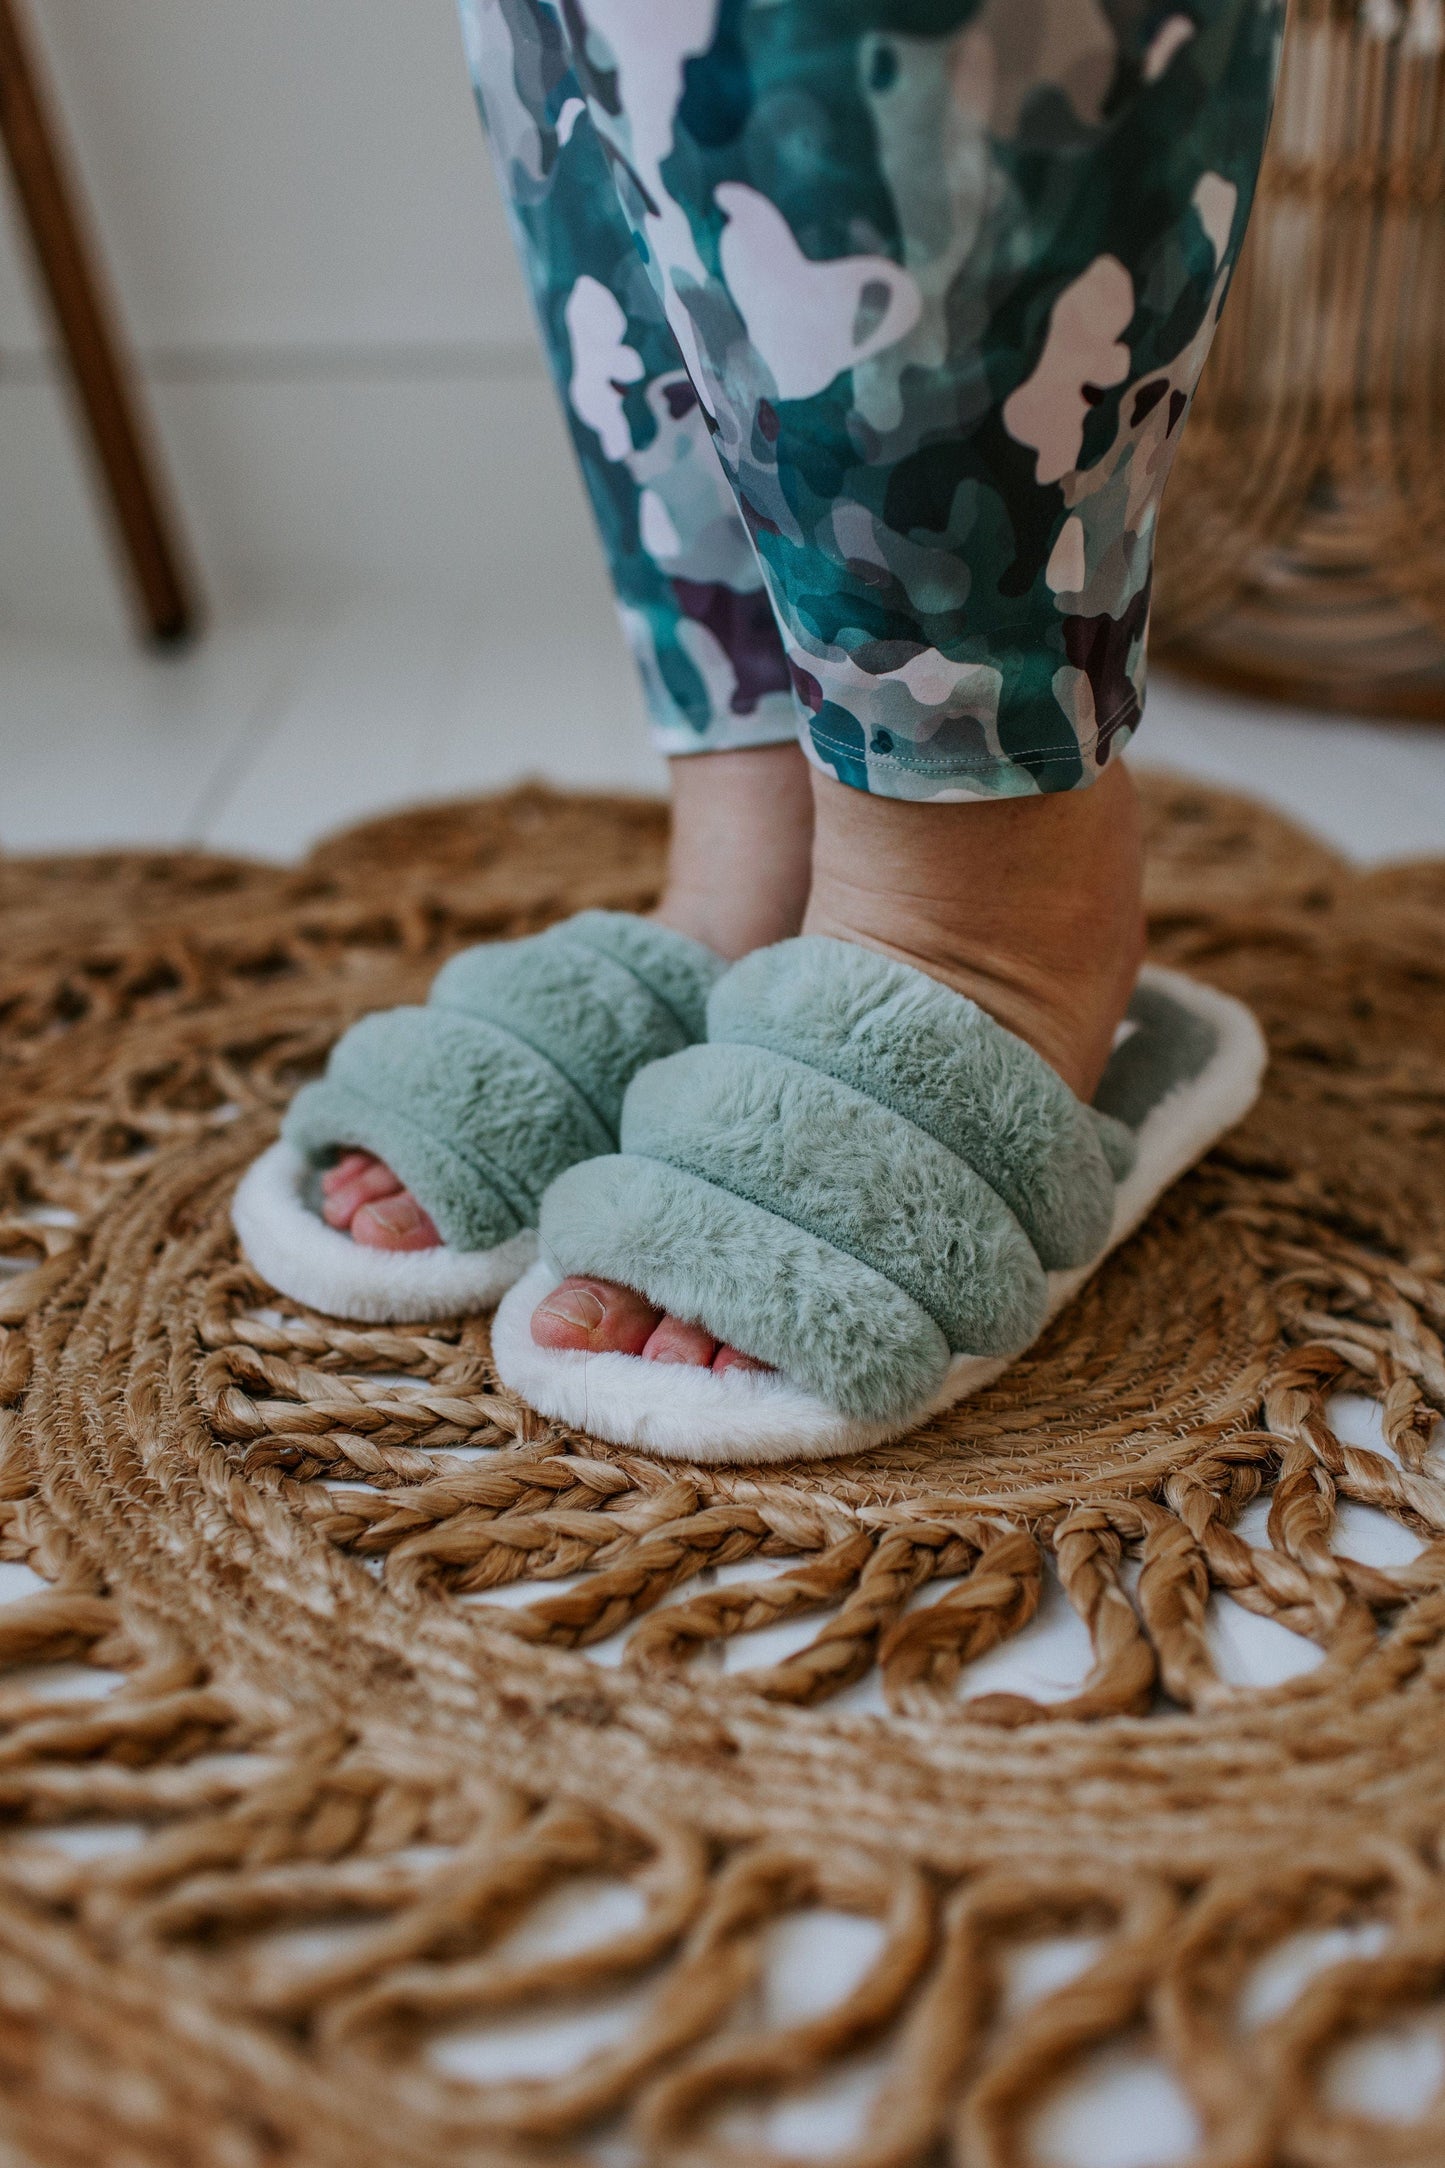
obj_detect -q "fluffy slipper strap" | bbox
[283,911,721,1251]
[709,940,1135,1269]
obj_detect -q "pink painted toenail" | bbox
[367,1194,426,1235]
[642,1317,718,1366]
[713,1346,771,1375]
[322,1152,372,1194]
[539,1287,607,1332]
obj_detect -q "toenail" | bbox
[713,1347,770,1374]
[323,1152,368,1188]
[367,1194,425,1234]
[539,1287,607,1332]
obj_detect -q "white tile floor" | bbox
[4,601,1445,862]
[3,610,1445,2162]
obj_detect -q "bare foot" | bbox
[533,761,1145,1370]
[802,757,1145,1103]
[321,1151,441,1251]
[647,739,814,960]
[531,1277,769,1373]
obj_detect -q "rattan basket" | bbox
[1153,0,1445,718]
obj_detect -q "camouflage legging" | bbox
[461,0,1281,799]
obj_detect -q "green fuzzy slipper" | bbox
[492,938,1266,1463]
[232,911,722,1321]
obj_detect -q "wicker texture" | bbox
[1154,0,1445,717]
[2,782,1445,2165]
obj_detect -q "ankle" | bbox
[652,742,815,962]
[802,761,1145,1098]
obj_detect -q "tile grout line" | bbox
[182,613,334,855]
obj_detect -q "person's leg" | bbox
[535,0,1280,1363]
[330,0,814,1251]
[458,0,799,770]
[560,0,1279,800]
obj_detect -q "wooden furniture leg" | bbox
[0,0,201,643]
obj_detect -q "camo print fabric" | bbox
[461,0,1280,798]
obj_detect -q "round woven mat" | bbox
[2,778,1445,2167]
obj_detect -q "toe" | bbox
[531,1277,663,1355]
[641,1315,719,1367]
[321,1151,376,1196]
[350,1192,442,1251]
[322,1155,406,1230]
[712,1344,773,1376]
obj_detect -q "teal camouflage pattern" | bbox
[460,0,1280,797]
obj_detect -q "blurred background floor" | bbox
[3,0,1441,869]
[3,604,1444,864]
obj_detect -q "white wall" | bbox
[0,0,608,637]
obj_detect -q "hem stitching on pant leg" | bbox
[805,698,1140,775]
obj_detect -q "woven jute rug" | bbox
[2,778,1444,2168]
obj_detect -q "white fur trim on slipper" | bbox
[490,968,1266,1464]
[233,1140,537,1323]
